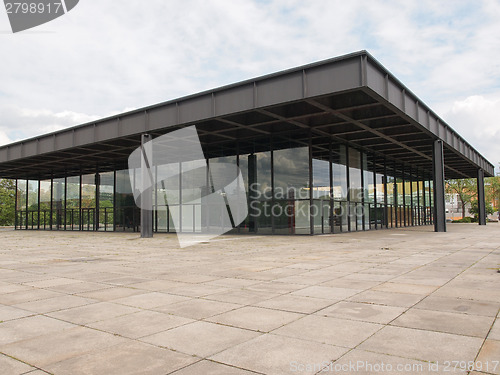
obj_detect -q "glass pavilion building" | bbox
[0,51,493,235]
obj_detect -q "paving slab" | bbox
[0,224,498,374]
[0,353,36,374]
[206,306,304,332]
[475,339,500,375]
[140,320,260,357]
[488,319,500,341]
[0,326,127,367]
[328,349,467,374]
[358,325,484,363]
[414,295,500,317]
[348,290,425,307]
[47,302,140,325]
[372,282,439,295]
[170,360,258,374]
[391,308,495,337]
[316,301,406,324]
[0,315,75,345]
[0,289,64,305]
[45,341,198,375]
[87,310,194,338]
[111,291,191,309]
[76,286,144,301]
[273,315,383,348]
[12,295,97,314]
[291,285,360,300]
[254,294,334,314]
[154,298,242,319]
[0,304,35,321]
[210,333,348,375]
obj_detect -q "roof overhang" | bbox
[0,51,494,180]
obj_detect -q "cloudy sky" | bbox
[1,0,499,171]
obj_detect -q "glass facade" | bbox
[14,137,435,234]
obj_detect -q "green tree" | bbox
[486,174,500,213]
[0,179,16,226]
[469,201,495,219]
[445,179,477,219]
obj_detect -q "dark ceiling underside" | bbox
[0,89,480,180]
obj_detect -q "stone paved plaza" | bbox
[0,224,499,375]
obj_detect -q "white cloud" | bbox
[0,130,13,146]
[0,0,499,171]
[440,95,500,170]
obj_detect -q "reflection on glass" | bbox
[364,153,375,204]
[51,178,65,229]
[312,157,330,200]
[349,148,362,203]
[115,169,135,231]
[66,176,80,230]
[99,172,114,230]
[274,147,309,200]
[332,144,347,200]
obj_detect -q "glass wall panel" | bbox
[156,163,179,233]
[312,154,331,234]
[348,148,362,203]
[417,179,423,225]
[209,156,239,234]
[66,176,80,230]
[51,178,65,229]
[396,176,404,227]
[374,172,385,228]
[254,151,272,233]
[99,172,114,231]
[274,147,309,200]
[386,175,395,227]
[16,180,27,228]
[348,148,363,231]
[27,180,39,228]
[332,144,347,232]
[412,179,419,225]
[179,159,203,233]
[274,147,309,234]
[115,170,136,231]
[424,180,431,224]
[39,180,51,229]
[332,144,347,201]
[404,177,412,226]
[17,180,27,211]
[364,153,374,229]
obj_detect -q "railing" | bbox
[15,203,435,232]
[15,206,139,232]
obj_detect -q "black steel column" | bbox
[113,170,117,232]
[37,180,41,230]
[477,169,487,226]
[346,146,351,232]
[14,179,18,229]
[309,132,314,235]
[248,154,257,232]
[329,141,334,234]
[383,159,388,228]
[49,177,53,230]
[432,140,446,232]
[140,134,153,238]
[79,173,82,231]
[95,172,100,231]
[372,154,377,230]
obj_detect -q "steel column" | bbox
[140,134,153,238]
[432,140,446,232]
[309,132,314,235]
[477,169,487,226]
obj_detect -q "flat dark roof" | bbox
[0,51,494,180]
